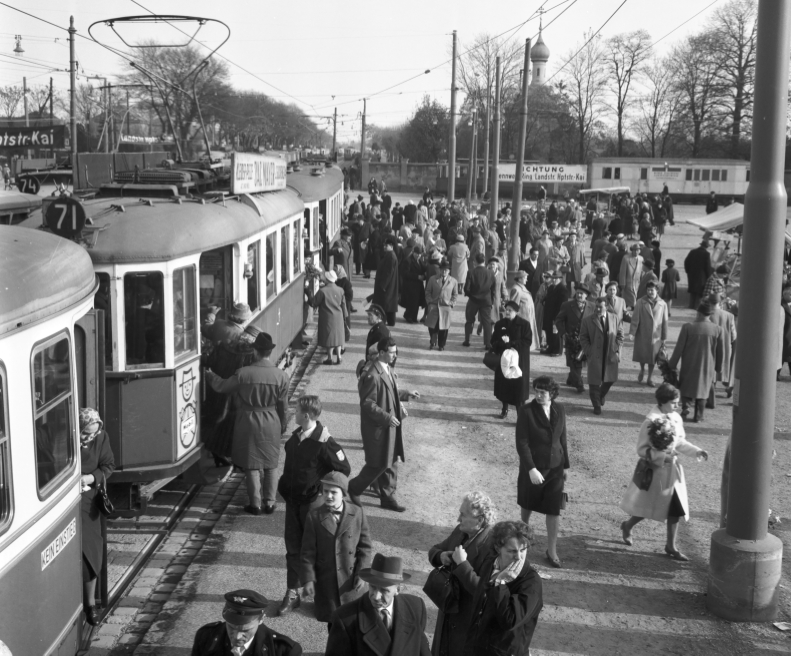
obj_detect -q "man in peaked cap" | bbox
[325,554,430,656]
[190,589,302,656]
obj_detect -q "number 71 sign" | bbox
[45,196,87,238]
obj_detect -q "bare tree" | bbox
[707,0,757,156]
[557,32,608,163]
[0,85,23,118]
[634,57,679,157]
[605,30,652,156]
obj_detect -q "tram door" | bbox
[199,247,234,320]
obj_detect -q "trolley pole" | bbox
[69,16,77,166]
[508,39,531,284]
[466,109,477,208]
[489,57,501,228]
[706,0,789,621]
[332,107,337,161]
[448,30,458,202]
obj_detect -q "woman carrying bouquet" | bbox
[619,383,708,561]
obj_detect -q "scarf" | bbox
[79,407,103,448]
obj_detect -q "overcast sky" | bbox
[0,0,721,142]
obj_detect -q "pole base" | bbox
[706,528,783,621]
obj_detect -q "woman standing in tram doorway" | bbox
[309,269,347,365]
[79,408,115,625]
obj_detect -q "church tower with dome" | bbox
[530,18,550,87]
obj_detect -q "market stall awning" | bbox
[578,186,631,196]
[686,202,745,232]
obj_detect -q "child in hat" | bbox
[300,471,372,623]
[277,396,351,616]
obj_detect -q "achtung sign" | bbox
[498,164,587,184]
[231,152,287,194]
[0,125,65,149]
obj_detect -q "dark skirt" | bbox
[668,490,686,518]
[517,463,565,515]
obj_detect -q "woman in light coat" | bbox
[629,281,668,386]
[510,270,541,351]
[447,234,470,294]
[618,245,643,307]
[425,259,458,351]
[309,270,346,364]
[619,383,708,561]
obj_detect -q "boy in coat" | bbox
[277,396,350,616]
[301,472,373,623]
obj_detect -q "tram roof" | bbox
[0,225,96,335]
[0,189,42,213]
[31,188,304,265]
[287,166,343,203]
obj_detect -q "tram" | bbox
[0,226,99,656]
[19,153,343,515]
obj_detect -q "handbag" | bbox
[483,350,499,371]
[94,482,114,517]
[423,566,459,614]
[631,456,654,492]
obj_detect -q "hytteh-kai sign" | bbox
[498,163,587,184]
[0,125,65,149]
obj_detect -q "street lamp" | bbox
[13,35,24,56]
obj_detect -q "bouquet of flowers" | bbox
[304,260,324,284]
[647,416,676,452]
[564,328,585,362]
[655,348,679,386]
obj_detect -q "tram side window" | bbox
[199,248,233,317]
[640,168,647,180]
[246,243,260,311]
[722,169,728,182]
[0,365,10,531]
[124,272,165,369]
[614,167,621,180]
[702,169,710,182]
[265,233,276,298]
[95,273,114,368]
[603,167,612,180]
[712,170,720,182]
[694,169,701,181]
[292,219,301,276]
[32,335,74,492]
[686,169,693,181]
[311,208,319,251]
[280,225,290,287]
[173,266,197,359]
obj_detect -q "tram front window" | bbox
[280,225,289,287]
[32,335,74,492]
[124,272,165,369]
[173,265,197,359]
[265,233,276,299]
[247,242,260,311]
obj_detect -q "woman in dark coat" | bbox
[491,301,532,418]
[402,243,427,323]
[372,237,400,326]
[515,376,569,568]
[463,521,543,656]
[79,408,115,625]
[308,270,346,364]
[428,492,496,656]
[363,224,382,272]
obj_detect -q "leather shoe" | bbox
[664,546,690,561]
[462,341,470,347]
[575,386,585,394]
[545,550,562,568]
[263,502,276,515]
[278,590,300,616]
[593,406,602,415]
[349,494,362,506]
[381,499,407,512]
[244,505,263,515]
[84,605,100,626]
[620,521,633,546]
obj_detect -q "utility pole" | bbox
[466,109,477,208]
[23,76,30,159]
[332,107,337,161]
[489,57,501,227]
[49,77,54,127]
[448,29,458,202]
[108,84,114,152]
[360,98,366,162]
[126,91,130,138]
[482,75,491,197]
[69,16,77,165]
[706,0,788,621]
[471,111,478,201]
[508,39,532,283]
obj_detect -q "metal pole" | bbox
[489,57,501,227]
[482,75,491,196]
[108,84,114,152]
[332,107,337,161]
[23,76,30,159]
[466,109,477,208]
[360,99,366,162]
[471,115,477,201]
[49,77,54,127]
[706,0,789,622]
[448,30,458,202]
[69,16,77,167]
[508,39,531,281]
[126,91,130,137]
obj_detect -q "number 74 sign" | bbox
[45,196,87,238]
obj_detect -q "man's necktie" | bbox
[380,608,391,632]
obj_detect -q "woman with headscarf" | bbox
[308,269,347,364]
[447,233,470,295]
[79,408,115,625]
[509,270,541,352]
[334,264,353,346]
[402,242,427,323]
[491,301,532,418]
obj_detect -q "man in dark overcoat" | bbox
[519,247,541,297]
[325,554,431,656]
[205,333,288,514]
[372,237,399,326]
[554,286,590,392]
[684,240,713,309]
[579,297,624,415]
[191,589,302,656]
[348,337,419,512]
[542,272,569,356]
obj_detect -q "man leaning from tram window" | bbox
[191,589,302,656]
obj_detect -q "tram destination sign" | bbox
[497,164,587,184]
[0,125,65,149]
[231,152,287,194]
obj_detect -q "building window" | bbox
[722,169,729,182]
[702,169,710,182]
[95,273,113,368]
[173,266,197,359]
[247,242,260,311]
[640,168,648,180]
[265,232,277,298]
[614,167,621,180]
[124,272,165,369]
[292,219,301,277]
[32,334,74,493]
[0,364,11,533]
[280,225,290,287]
[694,169,701,181]
[712,169,721,182]
[686,169,693,181]
[603,167,612,180]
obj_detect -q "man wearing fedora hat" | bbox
[206,332,288,514]
[424,258,458,351]
[191,589,302,656]
[555,285,591,393]
[325,553,430,656]
[202,302,251,347]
